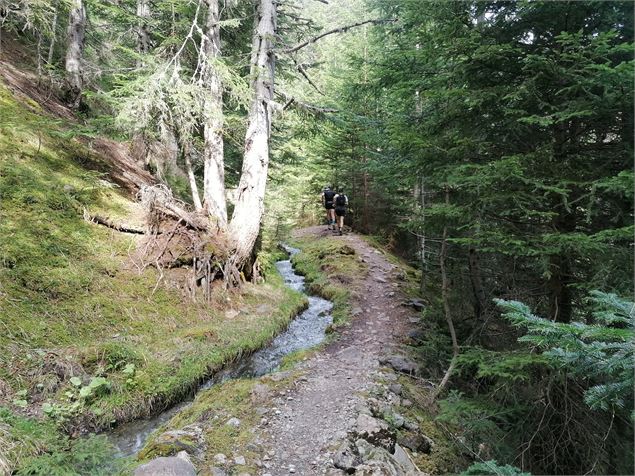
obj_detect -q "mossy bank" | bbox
[0,79,307,475]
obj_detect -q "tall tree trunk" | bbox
[433,189,459,400]
[228,0,276,267]
[47,1,59,64]
[468,247,487,320]
[201,0,227,227]
[414,175,426,293]
[136,0,151,65]
[65,0,86,108]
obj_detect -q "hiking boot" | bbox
[339,229,343,236]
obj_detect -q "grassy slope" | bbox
[0,80,306,474]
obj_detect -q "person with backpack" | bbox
[333,188,348,236]
[322,186,336,230]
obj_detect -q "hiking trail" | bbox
[252,225,424,475]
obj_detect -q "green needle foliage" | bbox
[496,291,634,414]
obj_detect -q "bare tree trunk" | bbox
[182,142,203,211]
[228,0,276,268]
[47,1,59,64]
[65,0,86,108]
[136,0,151,66]
[433,189,459,400]
[201,0,227,227]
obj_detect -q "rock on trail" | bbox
[256,226,427,475]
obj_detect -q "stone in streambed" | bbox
[134,451,196,476]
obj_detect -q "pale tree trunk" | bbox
[136,0,151,66]
[182,142,203,211]
[228,0,276,267]
[433,189,460,400]
[201,0,228,227]
[65,0,86,108]
[47,1,59,64]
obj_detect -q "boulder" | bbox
[333,441,362,474]
[353,414,396,452]
[134,451,196,476]
[402,298,426,311]
[379,355,419,376]
[355,440,424,476]
[388,384,403,396]
[397,433,433,454]
[138,425,204,459]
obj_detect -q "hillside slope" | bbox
[0,49,306,474]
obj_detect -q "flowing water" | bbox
[108,245,333,456]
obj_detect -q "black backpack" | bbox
[335,194,346,207]
[324,190,336,202]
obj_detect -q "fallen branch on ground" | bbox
[83,208,146,234]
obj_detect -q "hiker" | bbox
[322,186,336,230]
[333,188,348,236]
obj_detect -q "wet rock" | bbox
[138,425,204,459]
[397,433,433,454]
[333,441,362,474]
[388,384,403,396]
[379,355,419,376]
[226,417,241,427]
[134,451,196,476]
[353,414,396,452]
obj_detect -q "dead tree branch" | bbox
[275,91,338,114]
[282,18,395,54]
[83,208,146,234]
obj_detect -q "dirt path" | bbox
[255,226,419,475]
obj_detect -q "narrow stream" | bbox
[108,245,333,456]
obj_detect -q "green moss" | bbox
[288,236,367,326]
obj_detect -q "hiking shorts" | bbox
[325,201,334,210]
[335,206,346,217]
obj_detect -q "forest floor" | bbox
[253,226,428,475]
